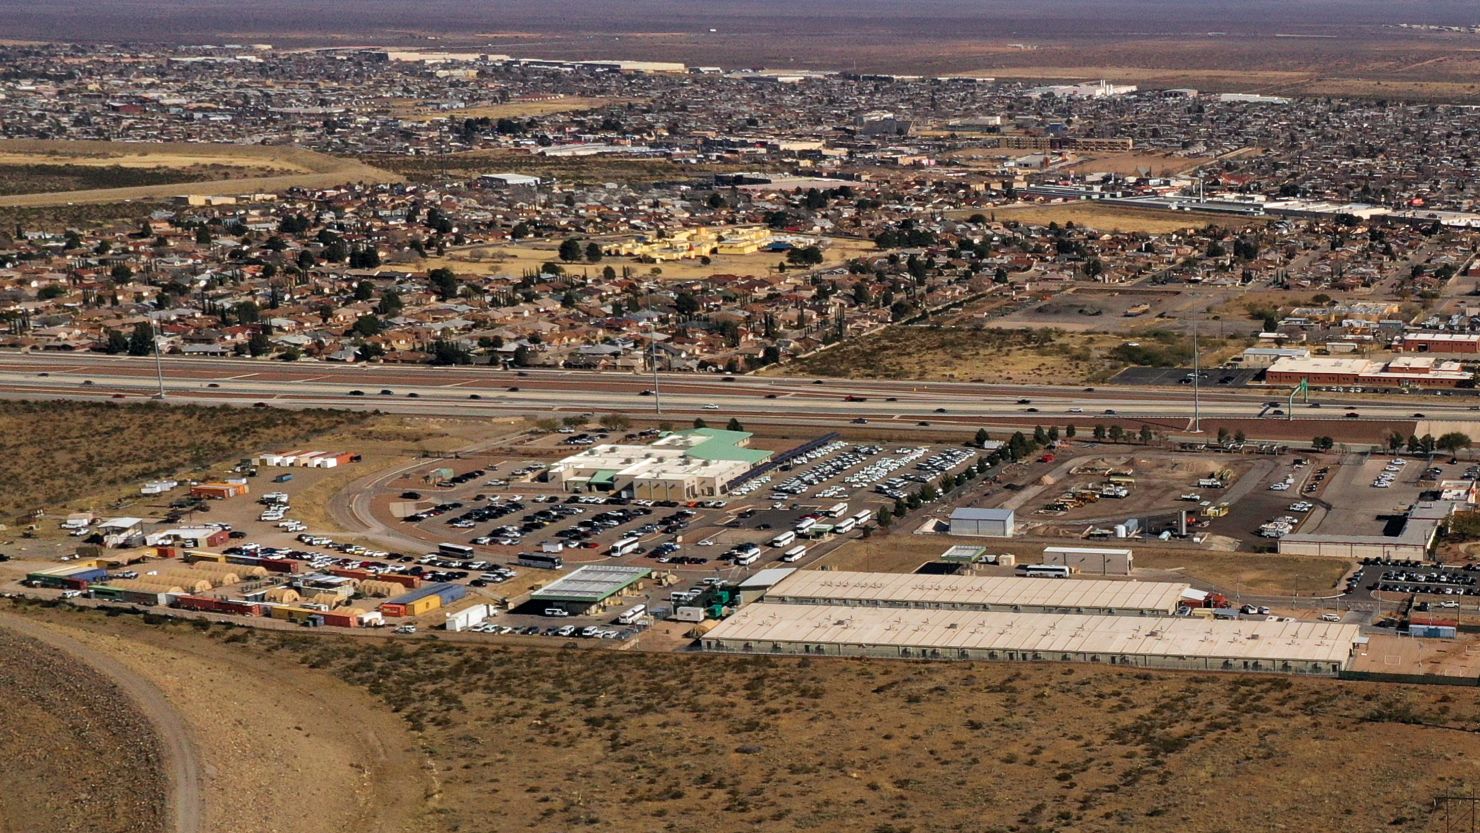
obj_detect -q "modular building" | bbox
[1042,546,1134,576]
[762,570,1186,617]
[949,507,1016,538]
[379,582,467,618]
[529,565,652,615]
[700,604,1361,676]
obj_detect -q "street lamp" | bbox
[644,322,662,415]
[151,327,166,400]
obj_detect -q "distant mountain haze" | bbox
[4,0,1479,42]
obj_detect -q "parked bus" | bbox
[516,552,564,570]
[438,542,475,558]
[1017,564,1071,579]
[826,502,849,518]
[769,530,797,548]
[781,544,807,563]
[794,517,818,533]
[734,552,760,567]
[608,537,642,557]
[616,604,647,625]
[834,517,857,534]
[851,509,873,526]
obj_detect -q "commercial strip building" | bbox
[699,604,1361,676]
[529,565,653,615]
[547,428,772,499]
[1264,355,1472,389]
[761,570,1187,617]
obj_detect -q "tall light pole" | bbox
[151,325,167,400]
[646,322,662,416]
[1191,313,1201,433]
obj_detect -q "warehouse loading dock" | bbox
[701,604,1361,676]
[763,570,1186,616]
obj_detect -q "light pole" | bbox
[151,326,166,400]
[646,323,662,416]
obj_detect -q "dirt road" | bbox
[0,612,203,833]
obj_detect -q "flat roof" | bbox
[766,570,1186,613]
[530,565,652,603]
[661,428,771,464]
[738,567,797,590]
[950,508,1015,521]
[705,604,1360,665]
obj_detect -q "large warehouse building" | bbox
[761,570,1187,617]
[700,604,1361,676]
[546,428,771,499]
[949,507,1015,538]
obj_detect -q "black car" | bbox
[380,389,394,395]
[349,389,365,395]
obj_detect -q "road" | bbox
[0,612,204,833]
[0,352,1470,437]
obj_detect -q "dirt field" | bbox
[361,148,757,185]
[0,400,365,521]
[0,139,401,207]
[0,622,167,833]
[230,619,1480,833]
[1062,151,1208,177]
[2,603,432,833]
[982,202,1268,235]
[422,235,876,281]
[779,325,1146,384]
[390,95,638,121]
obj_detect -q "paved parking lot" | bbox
[1112,367,1261,388]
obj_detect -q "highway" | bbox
[0,352,1472,435]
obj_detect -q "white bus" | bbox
[616,604,647,625]
[607,537,642,557]
[826,502,849,518]
[734,552,760,567]
[851,509,873,526]
[438,542,475,558]
[769,530,797,548]
[834,517,857,534]
[1017,564,1072,579]
[781,544,807,563]
[794,517,818,533]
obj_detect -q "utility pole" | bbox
[647,323,662,416]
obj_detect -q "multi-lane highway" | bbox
[0,352,1470,436]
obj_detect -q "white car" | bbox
[702,403,720,410]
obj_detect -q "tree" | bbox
[1093,424,1107,440]
[1139,424,1154,444]
[247,330,271,357]
[233,301,260,324]
[1234,430,1246,443]
[102,328,130,354]
[692,417,707,429]
[195,225,213,246]
[1312,435,1335,451]
[598,413,631,432]
[351,314,383,337]
[430,340,472,366]
[1033,425,1049,446]
[1217,426,1231,445]
[512,345,533,368]
[428,268,458,301]
[726,417,744,432]
[974,428,990,447]
[377,289,404,316]
[1064,424,1076,439]
[1108,425,1125,442]
[877,506,892,528]
[585,242,603,263]
[109,263,133,283]
[127,322,154,357]
[354,280,375,301]
[558,238,583,263]
[1437,432,1473,454]
[1387,432,1405,452]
